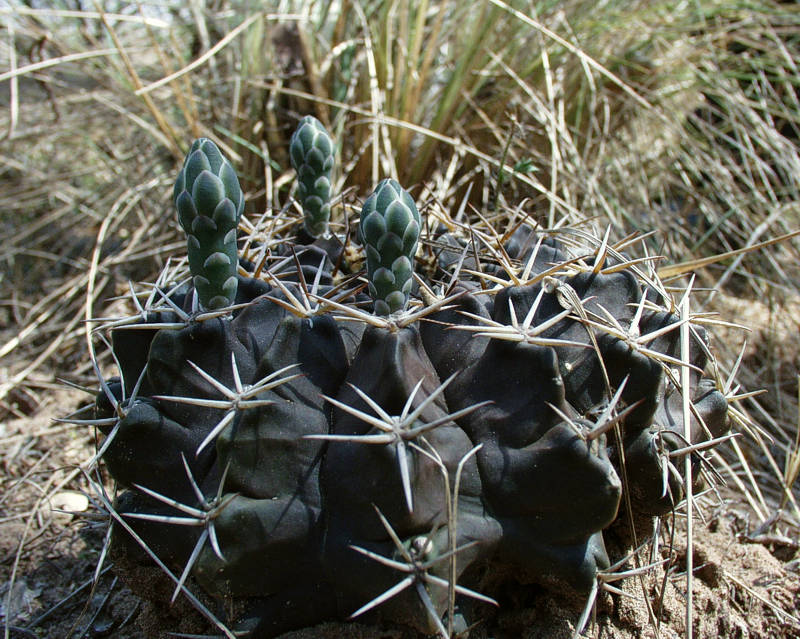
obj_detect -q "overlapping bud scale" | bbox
[289,116,334,238]
[359,179,421,315]
[173,138,244,310]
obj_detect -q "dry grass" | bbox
[1,1,799,637]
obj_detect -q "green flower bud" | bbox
[289,116,335,238]
[174,138,243,310]
[359,179,420,316]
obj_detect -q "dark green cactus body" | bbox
[359,179,421,315]
[289,116,334,238]
[173,138,244,310]
[91,152,733,637]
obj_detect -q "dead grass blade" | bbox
[657,229,800,279]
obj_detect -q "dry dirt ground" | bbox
[1,387,799,638]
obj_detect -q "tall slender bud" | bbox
[359,179,421,316]
[289,116,335,238]
[173,138,244,311]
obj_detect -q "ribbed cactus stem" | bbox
[173,138,244,311]
[359,179,421,316]
[289,116,335,238]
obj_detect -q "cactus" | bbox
[87,129,732,638]
[289,115,335,238]
[359,178,421,315]
[173,138,244,310]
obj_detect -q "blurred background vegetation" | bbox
[1,0,799,539]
